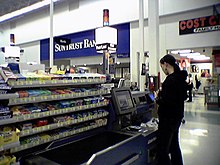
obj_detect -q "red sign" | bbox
[179,15,220,35]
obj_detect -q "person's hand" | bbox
[154,90,159,99]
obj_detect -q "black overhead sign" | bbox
[54,37,71,45]
[179,14,220,35]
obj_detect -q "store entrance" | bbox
[168,47,220,110]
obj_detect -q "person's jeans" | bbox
[156,117,183,165]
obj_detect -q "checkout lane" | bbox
[21,88,158,165]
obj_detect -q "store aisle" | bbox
[180,95,220,165]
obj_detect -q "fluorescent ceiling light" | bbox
[192,55,210,60]
[0,0,59,23]
[171,49,192,54]
[179,52,200,57]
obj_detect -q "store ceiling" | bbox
[0,0,43,17]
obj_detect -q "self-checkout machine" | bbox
[107,87,158,165]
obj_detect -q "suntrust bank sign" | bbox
[40,23,130,61]
[55,39,96,52]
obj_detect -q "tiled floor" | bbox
[180,95,220,165]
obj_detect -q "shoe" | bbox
[187,100,192,102]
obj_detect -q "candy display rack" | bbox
[0,69,110,164]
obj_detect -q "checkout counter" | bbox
[17,88,157,165]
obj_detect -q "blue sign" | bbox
[40,23,130,61]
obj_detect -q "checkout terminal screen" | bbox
[116,90,134,111]
[149,93,154,101]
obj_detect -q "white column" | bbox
[49,0,54,67]
[148,0,159,76]
[139,0,145,91]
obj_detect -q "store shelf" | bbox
[0,93,19,100]
[20,111,109,137]
[0,72,109,156]
[0,101,109,126]
[0,118,15,126]
[8,89,109,106]
[11,121,107,153]
[7,79,106,88]
[0,141,20,152]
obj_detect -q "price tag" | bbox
[9,81,14,86]
[23,130,30,136]
[24,115,31,120]
[66,120,71,125]
[39,81,45,85]
[49,111,54,115]
[62,80,67,84]
[51,80,57,84]
[18,81,24,86]
[23,144,28,150]
[41,126,46,131]
[34,141,40,146]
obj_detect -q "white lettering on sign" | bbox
[193,25,220,33]
[54,39,95,52]
[84,39,96,48]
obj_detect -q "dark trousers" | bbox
[188,89,192,101]
[156,118,183,165]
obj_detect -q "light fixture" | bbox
[171,49,192,54]
[186,52,200,58]
[192,55,210,60]
[95,26,117,53]
[0,0,59,23]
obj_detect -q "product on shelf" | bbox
[53,116,69,123]
[21,135,40,145]
[0,106,13,120]
[0,154,16,165]
[35,120,48,127]
[1,67,107,82]
[0,72,12,95]
[1,70,109,157]
[17,91,29,98]
[19,123,33,131]
[0,126,20,146]
[37,103,56,111]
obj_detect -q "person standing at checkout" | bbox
[154,54,187,165]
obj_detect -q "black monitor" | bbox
[111,87,136,115]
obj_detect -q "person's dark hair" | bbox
[160,54,180,73]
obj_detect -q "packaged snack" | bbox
[36,120,48,127]
[19,123,33,130]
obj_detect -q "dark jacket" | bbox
[156,72,187,119]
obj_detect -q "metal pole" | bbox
[49,0,54,67]
[139,0,145,91]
